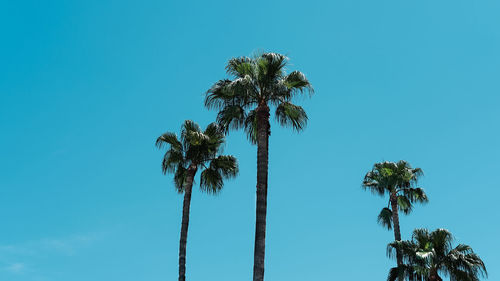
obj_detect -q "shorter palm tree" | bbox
[387,228,487,281]
[156,120,238,281]
[362,160,428,268]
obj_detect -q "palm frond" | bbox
[156,131,185,176]
[226,56,253,78]
[210,155,239,178]
[387,266,402,281]
[283,70,314,96]
[387,241,402,260]
[205,79,233,110]
[216,105,246,133]
[173,164,188,192]
[225,75,258,99]
[156,132,182,151]
[254,53,288,85]
[451,244,474,256]
[199,155,238,194]
[244,109,258,145]
[431,228,454,255]
[378,207,393,230]
[362,170,387,196]
[186,130,210,146]
[204,122,220,138]
[161,149,185,174]
[449,269,480,281]
[446,244,487,280]
[395,160,423,187]
[200,167,223,194]
[397,195,413,214]
[181,120,202,145]
[387,265,421,281]
[387,240,418,261]
[182,120,201,133]
[275,102,308,131]
[262,52,287,77]
[402,187,428,204]
[412,228,431,247]
[412,167,424,178]
[203,122,225,153]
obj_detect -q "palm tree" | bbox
[156,120,238,281]
[204,52,313,281]
[362,161,428,269]
[387,228,487,281]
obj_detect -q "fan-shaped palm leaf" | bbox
[378,207,393,230]
[275,102,308,131]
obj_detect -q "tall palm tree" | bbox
[205,52,313,281]
[156,120,238,281]
[362,161,428,269]
[387,228,487,281]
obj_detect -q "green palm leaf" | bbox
[156,132,182,151]
[378,207,393,230]
[275,102,308,131]
[173,164,187,192]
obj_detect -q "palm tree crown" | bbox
[362,160,428,229]
[204,52,314,142]
[387,228,487,281]
[156,120,238,193]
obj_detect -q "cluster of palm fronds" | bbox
[362,161,487,281]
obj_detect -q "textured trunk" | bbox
[178,164,197,281]
[429,268,442,281]
[390,192,403,279]
[253,103,270,281]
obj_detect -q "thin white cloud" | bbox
[0,231,104,278]
[0,232,102,258]
[4,262,25,274]
[40,233,100,256]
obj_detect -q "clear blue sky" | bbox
[1,0,499,280]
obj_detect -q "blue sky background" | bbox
[1,0,499,280]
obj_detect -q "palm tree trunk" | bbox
[390,192,403,279]
[253,103,270,281]
[429,268,442,281]
[178,164,197,281]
